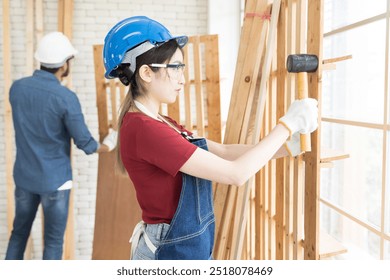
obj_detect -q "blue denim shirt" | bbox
[10,70,98,194]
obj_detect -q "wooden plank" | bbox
[222,0,259,145]
[293,157,304,259]
[167,95,180,122]
[319,231,347,259]
[231,0,281,260]
[292,0,307,260]
[212,0,259,259]
[322,54,352,64]
[213,0,270,260]
[278,0,297,260]
[304,0,324,260]
[182,43,192,130]
[26,0,34,74]
[63,0,73,40]
[58,0,75,260]
[3,0,14,238]
[57,0,64,34]
[109,80,117,128]
[93,45,109,141]
[92,152,142,259]
[193,36,205,137]
[274,0,287,261]
[320,148,350,162]
[202,35,222,142]
[22,0,36,260]
[35,0,43,69]
[119,83,126,103]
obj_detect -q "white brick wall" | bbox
[0,0,208,260]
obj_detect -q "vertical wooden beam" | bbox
[202,35,222,143]
[58,0,64,34]
[275,0,288,260]
[193,36,205,137]
[94,46,109,141]
[58,0,75,260]
[109,80,118,128]
[293,0,307,260]
[3,0,14,238]
[212,0,259,251]
[35,0,43,69]
[304,0,323,260]
[63,0,73,39]
[182,43,192,130]
[233,0,281,260]
[26,0,34,74]
[24,0,36,260]
[119,83,126,103]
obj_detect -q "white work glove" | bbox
[285,132,303,157]
[279,98,318,139]
[102,130,118,152]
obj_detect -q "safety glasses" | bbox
[149,63,186,80]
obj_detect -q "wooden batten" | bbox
[202,35,222,143]
[3,0,14,239]
[274,0,287,261]
[293,0,307,260]
[94,45,109,141]
[58,0,75,260]
[303,0,324,260]
[26,0,34,74]
[35,0,43,70]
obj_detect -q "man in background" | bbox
[5,32,117,259]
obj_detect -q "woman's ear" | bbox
[139,65,153,83]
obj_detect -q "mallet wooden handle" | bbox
[297,72,311,152]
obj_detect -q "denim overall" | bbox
[131,137,215,260]
[155,137,215,260]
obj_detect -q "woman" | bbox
[102,16,318,260]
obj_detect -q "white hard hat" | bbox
[34,31,78,68]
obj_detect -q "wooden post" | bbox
[304,0,323,260]
[34,0,43,69]
[275,0,287,260]
[192,36,205,137]
[293,0,307,260]
[3,0,14,239]
[58,0,75,260]
[202,35,222,142]
[26,0,34,75]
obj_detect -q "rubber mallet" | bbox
[286,54,319,152]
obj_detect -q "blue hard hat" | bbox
[103,16,188,79]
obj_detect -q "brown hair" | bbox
[115,39,183,174]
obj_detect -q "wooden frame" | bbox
[212,0,331,260]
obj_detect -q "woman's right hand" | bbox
[278,98,318,137]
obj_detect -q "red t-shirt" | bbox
[120,112,197,224]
